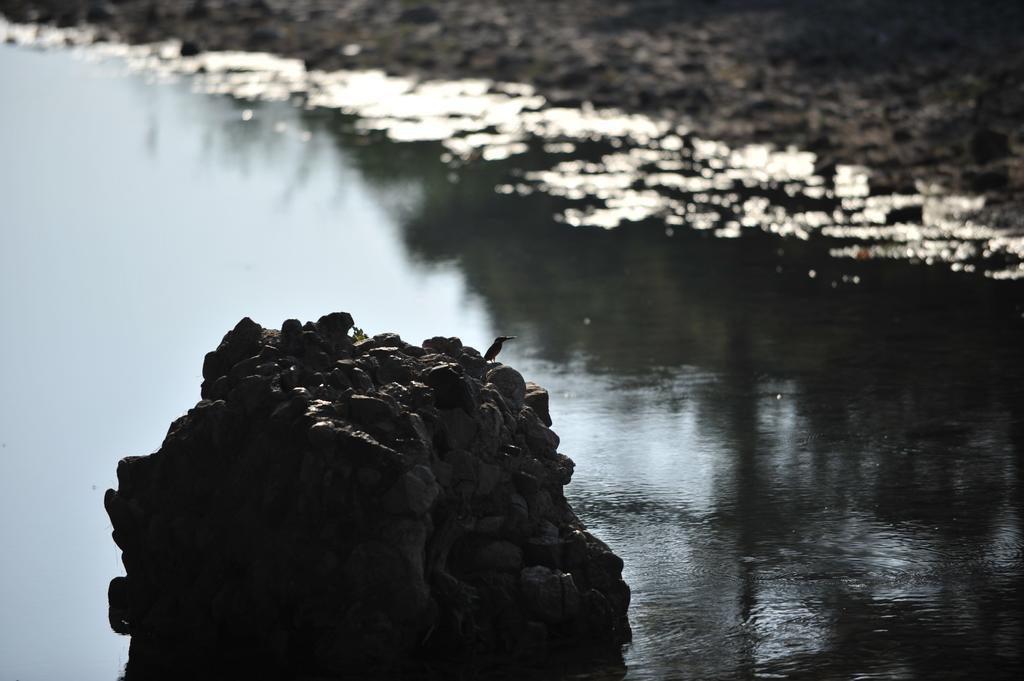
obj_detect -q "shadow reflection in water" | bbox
[121,640,628,681]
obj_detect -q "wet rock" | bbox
[105,313,629,676]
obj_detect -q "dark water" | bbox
[1,42,1023,681]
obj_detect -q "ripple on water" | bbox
[4,18,1022,281]
[574,491,1024,679]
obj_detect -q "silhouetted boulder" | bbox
[106,313,630,677]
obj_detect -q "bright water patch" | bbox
[3,18,1022,280]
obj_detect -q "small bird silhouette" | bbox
[483,336,516,362]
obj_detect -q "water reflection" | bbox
[376,143,1024,675]
[2,23,1023,681]
[5,19,1020,280]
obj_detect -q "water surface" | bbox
[1,40,1023,681]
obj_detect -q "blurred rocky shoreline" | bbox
[3,0,1022,218]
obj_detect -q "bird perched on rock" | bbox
[484,336,516,362]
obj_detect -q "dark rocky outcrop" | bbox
[104,313,630,677]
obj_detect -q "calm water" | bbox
[1,43,1023,681]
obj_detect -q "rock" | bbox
[105,313,630,676]
[370,349,413,384]
[185,1,209,21]
[315,312,355,353]
[383,465,439,516]
[398,5,440,25]
[349,394,397,425]
[201,316,265,384]
[307,419,339,450]
[250,0,274,14]
[370,332,406,348]
[524,536,565,569]
[524,382,553,426]
[86,2,117,23]
[475,515,505,535]
[335,360,373,392]
[425,363,475,411]
[457,349,488,379]
[886,204,923,225]
[970,128,1010,164]
[486,365,526,409]
[229,374,274,414]
[249,26,284,45]
[969,168,1009,192]
[518,406,560,458]
[422,336,462,357]
[475,540,524,573]
[108,575,130,634]
[520,565,581,623]
[476,460,501,495]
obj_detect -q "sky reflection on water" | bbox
[1,27,1023,681]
